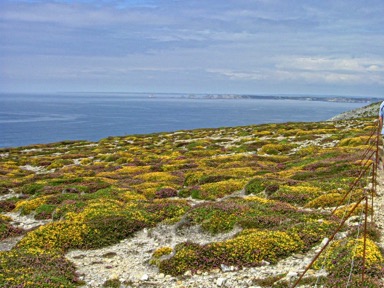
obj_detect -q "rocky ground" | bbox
[2,171,383,288]
[64,171,384,288]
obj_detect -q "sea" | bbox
[0,93,370,148]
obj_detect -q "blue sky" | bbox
[1,0,383,96]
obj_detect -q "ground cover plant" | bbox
[0,112,383,286]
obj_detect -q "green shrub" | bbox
[159,229,304,276]
[269,185,322,206]
[314,237,384,285]
[244,177,266,195]
[20,183,45,195]
[244,178,280,195]
[198,179,246,200]
[0,249,81,287]
[83,215,146,249]
[287,219,338,250]
[0,216,24,240]
[35,204,57,220]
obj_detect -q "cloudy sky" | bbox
[1,0,383,96]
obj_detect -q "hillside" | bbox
[328,101,381,121]
[0,103,383,287]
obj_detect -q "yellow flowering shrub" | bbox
[314,237,383,277]
[16,219,88,252]
[152,246,173,258]
[221,167,255,178]
[333,203,372,219]
[15,195,49,215]
[119,191,146,202]
[135,171,179,183]
[184,171,205,186]
[198,179,247,199]
[253,130,272,137]
[338,136,370,147]
[159,229,304,276]
[0,248,80,287]
[277,128,303,136]
[244,196,272,204]
[259,143,296,155]
[287,219,338,249]
[295,145,318,156]
[305,192,343,208]
[270,185,322,205]
[150,246,173,266]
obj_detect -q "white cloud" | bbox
[0,2,170,27]
[272,56,384,84]
[1,0,384,95]
[207,69,266,80]
[206,55,384,86]
[278,57,384,73]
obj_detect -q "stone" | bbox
[286,271,298,279]
[320,238,329,247]
[140,274,149,281]
[158,273,165,279]
[220,264,234,272]
[216,277,226,286]
[261,260,270,266]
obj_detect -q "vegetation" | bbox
[0,111,383,286]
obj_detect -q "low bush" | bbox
[269,185,322,206]
[0,249,81,287]
[314,237,384,285]
[155,187,178,198]
[198,179,246,200]
[0,215,24,240]
[82,215,146,249]
[305,192,343,208]
[244,177,267,195]
[159,229,304,276]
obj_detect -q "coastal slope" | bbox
[0,102,383,287]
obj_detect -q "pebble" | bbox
[216,277,226,286]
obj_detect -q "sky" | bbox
[1,0,384,97]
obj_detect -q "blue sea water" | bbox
[0,93,368,148]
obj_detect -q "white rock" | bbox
[109,273,118,280]
[158,273,165,279]
[216,277,226,286]
[286,271,298,278]
[320,237,329,247]
[261,260,270,266]
[140,274,149,281]
[220,264,234,272]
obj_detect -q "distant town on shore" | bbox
[178,94,383,103]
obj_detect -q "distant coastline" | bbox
[180,94,382,103]
[2,92,381,104]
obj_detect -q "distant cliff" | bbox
[329,101,381,121]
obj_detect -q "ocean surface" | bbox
[0,93,368,148]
